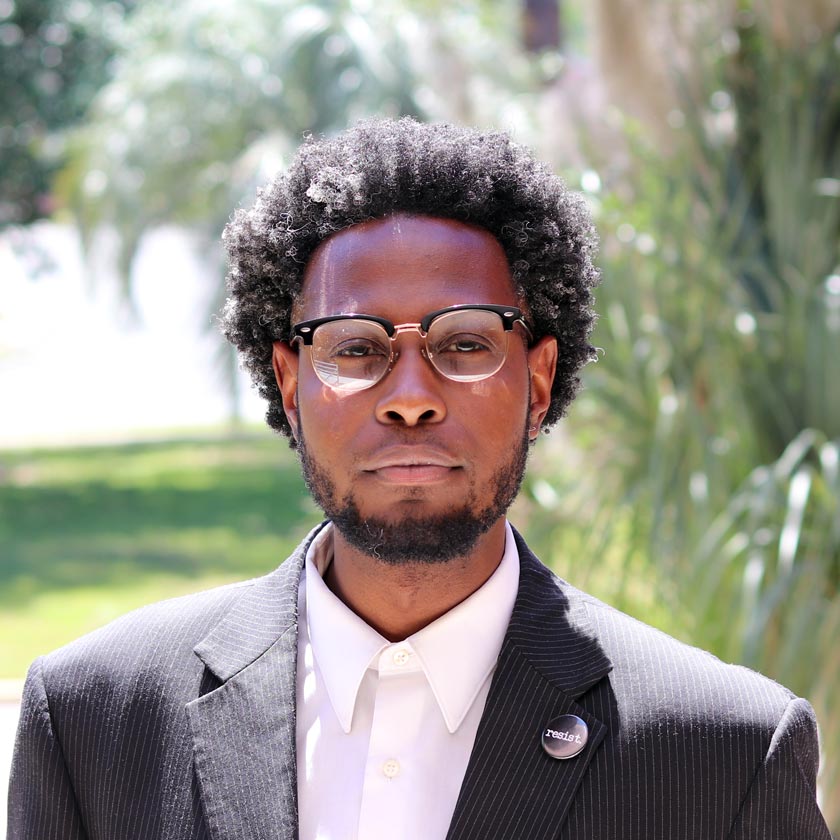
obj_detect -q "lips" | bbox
[361,445,463,484]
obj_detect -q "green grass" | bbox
[0,433,323,678]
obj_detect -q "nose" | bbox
[374,339,447,427]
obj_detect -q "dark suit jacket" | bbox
[7,523,831,839]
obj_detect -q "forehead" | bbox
[297,214,517,320]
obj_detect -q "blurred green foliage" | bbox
[0,0,136,226]
[0,434,322,676]
[58,0,422,253]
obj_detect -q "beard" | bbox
[297,425,530,565]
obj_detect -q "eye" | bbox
[331,339,388,358]
[437,334,492,353]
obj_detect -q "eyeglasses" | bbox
[291,303,532,392]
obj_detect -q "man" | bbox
[8,119,831,839]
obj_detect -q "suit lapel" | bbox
[447,530,613,840]
[186,523,327,840]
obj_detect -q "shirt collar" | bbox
[304,524,388,734]
[304,521,520,735]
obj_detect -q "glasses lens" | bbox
[426,309,508,381]
[310,319,391,391]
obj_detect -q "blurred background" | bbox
[1,0,838,831]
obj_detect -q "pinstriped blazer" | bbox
[7,523,831,839]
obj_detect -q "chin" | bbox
[331,504,499,565]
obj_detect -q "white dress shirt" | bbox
[295,521,520,840]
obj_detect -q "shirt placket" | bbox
[356,642,425,840]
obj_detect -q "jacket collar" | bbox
[192,522,326,682]
[505,525,613,697]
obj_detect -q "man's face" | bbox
[273,215,556,564]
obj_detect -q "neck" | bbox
[324,518,508,641]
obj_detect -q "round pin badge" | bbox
[541,714,588,759]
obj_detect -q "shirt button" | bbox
[392,649,410,666]
[382,759,400,779]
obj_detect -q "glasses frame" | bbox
[292,303,530,344]
[290,303,532,390]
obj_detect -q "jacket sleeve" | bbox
[725,696,831,839]
[6,657,88,840]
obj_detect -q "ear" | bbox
[526,336,558,441]
[272,341,300,441]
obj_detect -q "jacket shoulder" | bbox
[511,529,799,724]
[35,576,258,696]
[576,586,797,725]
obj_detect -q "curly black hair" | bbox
[221,117,599,445]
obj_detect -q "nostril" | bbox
[382,406,442,424]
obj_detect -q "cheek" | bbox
[298,373,368,440]
[462,378,518,400]
[459,375,529,433]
